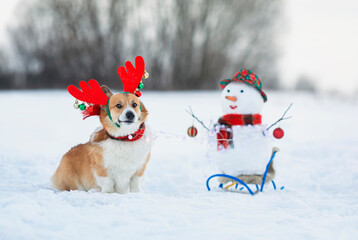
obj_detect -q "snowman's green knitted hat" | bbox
[220,69,267,102]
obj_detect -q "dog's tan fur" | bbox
[52,143,106,191]
[52,86,151,192]
[136,153,151,177]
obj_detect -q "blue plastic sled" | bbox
[206,151,283,195]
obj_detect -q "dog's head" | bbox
[100,85,148,137]
[67,56,148,137]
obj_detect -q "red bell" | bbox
[135,91,142,97]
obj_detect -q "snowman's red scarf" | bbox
[216,114,262,150]
[107,123,145,141]
[218,114,262,126]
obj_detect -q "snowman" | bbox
[214,69,276,185]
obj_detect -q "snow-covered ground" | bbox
[0,90,357,240]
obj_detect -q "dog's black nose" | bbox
[126,111,135,121]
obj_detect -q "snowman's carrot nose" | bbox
[225,96,237,102]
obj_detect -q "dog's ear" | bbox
[101,85,113,98]
[139,101,148,122]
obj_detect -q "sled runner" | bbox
[206,151,284,195]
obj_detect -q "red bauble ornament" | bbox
[187,126,198,137]
[273,127,284,139]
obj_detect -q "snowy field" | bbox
[0,90,358,240]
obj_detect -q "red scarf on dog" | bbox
[216,114,262,150]
[107,123,146,142]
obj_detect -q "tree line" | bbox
[0,0,282,90]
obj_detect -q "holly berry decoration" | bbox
[273,127,284,139]
[133,70,148,97]
[78,103,86,110]
[73,100,87,111]
[187,126,198,137]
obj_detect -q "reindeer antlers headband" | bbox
[67,56,149,119]
[117,56,147,97]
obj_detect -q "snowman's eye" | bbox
[227,89,230,93]
[240,90,244,93]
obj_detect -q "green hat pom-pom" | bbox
[79,103,86,110]
[138,82,144,90]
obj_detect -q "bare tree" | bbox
[295,75,316,93]
[8,0,282,90]
[0,50,12,89]
[137,0,282,90]
[10,0,129,89]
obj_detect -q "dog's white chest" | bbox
[101,130,152,174]
[95,127,152,191]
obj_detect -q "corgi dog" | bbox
[52,56,152,194]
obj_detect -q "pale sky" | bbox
[0,0,18,46]
[0,0,357,94]
[279,0,358,94]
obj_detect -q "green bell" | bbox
[79,103,86,110]
[138,82,144,90]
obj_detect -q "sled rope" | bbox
[224,182,237,189]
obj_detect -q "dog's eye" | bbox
[227,89,230,93]
[116,104,122,109]
[132,103,137,108]
[240,90,244,93]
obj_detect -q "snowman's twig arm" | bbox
[186,106,211,133]
[266,103,293,131]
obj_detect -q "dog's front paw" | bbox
[129,175,142,193]
[100,185,115,193]
[130,186,141,193]
[88,188,101,193]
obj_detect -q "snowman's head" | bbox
[221,82,264,114]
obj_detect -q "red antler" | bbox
[67,79,109,105]
[117,56,145,94]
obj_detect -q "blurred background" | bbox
[0,0,357,95]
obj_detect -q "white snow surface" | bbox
[0,90,358,240]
